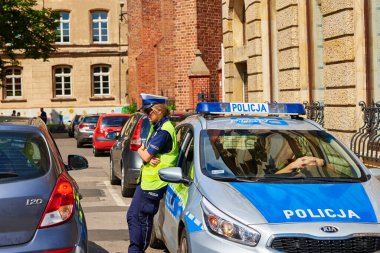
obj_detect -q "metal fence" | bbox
[303,101,324,127]
[350,101,380,161]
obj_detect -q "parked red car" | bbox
[92,113,130,156]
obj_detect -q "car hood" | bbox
[198,176,380,225]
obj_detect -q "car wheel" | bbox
[149,222,165,249]
[121,163,134,197]
[179,228,189,253]
[77,141,82,148]
[93,147,101,157]
[110,158,120,185]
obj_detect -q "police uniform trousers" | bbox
[127,184,167,253]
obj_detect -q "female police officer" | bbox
[127,94,179,253]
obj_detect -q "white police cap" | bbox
[140,93,168,110]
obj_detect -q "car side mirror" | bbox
[67,155,89,170]
[107,131,120,140]
[159,167,190,185]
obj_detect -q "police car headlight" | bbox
[201,198,260,247]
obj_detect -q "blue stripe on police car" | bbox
[231,183,377,223]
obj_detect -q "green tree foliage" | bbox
[0,0,57,79]
[122,102,138,114]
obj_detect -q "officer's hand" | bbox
[149,157,160,166]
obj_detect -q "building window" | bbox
[92,11,108,43]
[232,0,246,46]
[311,0,325,103]
[236,62,248,102]
[55,11,70,43]
[92,65,110,95]
[370,0,380,101]
[4,68,22,98]
[270,0,279,102]
[54,66,72,96]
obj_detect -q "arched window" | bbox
[92,65,110,95]
[4,67,22,98]
[53,66,72,96]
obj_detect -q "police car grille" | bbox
[270,236,380,253]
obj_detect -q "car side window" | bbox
[121,115,135,137]
[176,126,194,178]
[176,126,189,148]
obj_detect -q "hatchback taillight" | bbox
[130,118,144,151]
[42,248,73,253]
[38,174,75,228]
[79,124,89,129]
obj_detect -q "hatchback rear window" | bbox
[83,116,99,124]
[102,116,130,127]
[0,132,49,182]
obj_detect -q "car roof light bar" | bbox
[195,102,306,115]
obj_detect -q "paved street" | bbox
[55,134,167,253]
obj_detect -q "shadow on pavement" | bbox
[88,241,109,253]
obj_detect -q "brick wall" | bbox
[197,0,222,102]
[128,0,222,110]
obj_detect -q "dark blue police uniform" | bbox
[127,116,173,253]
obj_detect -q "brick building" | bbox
[127,0,222,111]
[0,0,128,123]
[222,0,380,154]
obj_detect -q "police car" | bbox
[151,102,380,253]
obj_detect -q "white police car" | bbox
[151,102,380,253]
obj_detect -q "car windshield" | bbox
[200,129,366,182]
[0,131,50,182]
[83,116,99,124]
[102,116,130,127]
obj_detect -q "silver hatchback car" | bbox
[75,114,100,148]
[151,102,380,253]
[0,116,89,253]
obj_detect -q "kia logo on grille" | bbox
[321,226,339,233]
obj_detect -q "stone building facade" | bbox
[127,0,222,111]
[0,0,128,123]
[222,0,379,147]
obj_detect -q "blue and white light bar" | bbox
[196,102,305,115]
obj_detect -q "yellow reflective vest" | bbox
[140,120,179,190]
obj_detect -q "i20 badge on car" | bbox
[321,226,339,233]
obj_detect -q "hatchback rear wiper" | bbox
[0,172,18,178]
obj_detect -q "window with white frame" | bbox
[55,11,70,43]
[92,65,110,95]
[311,0,325,103]
[92,11,108,43]
[4,68,22,98]
[370,0,380,101]
[54,66,72,96]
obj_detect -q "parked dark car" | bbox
[67,114,82,137]
[109,112,151,197]
[109,112,189,197]
[74,114,100,148]
[0,116,89,252]
[92,113,130,156]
